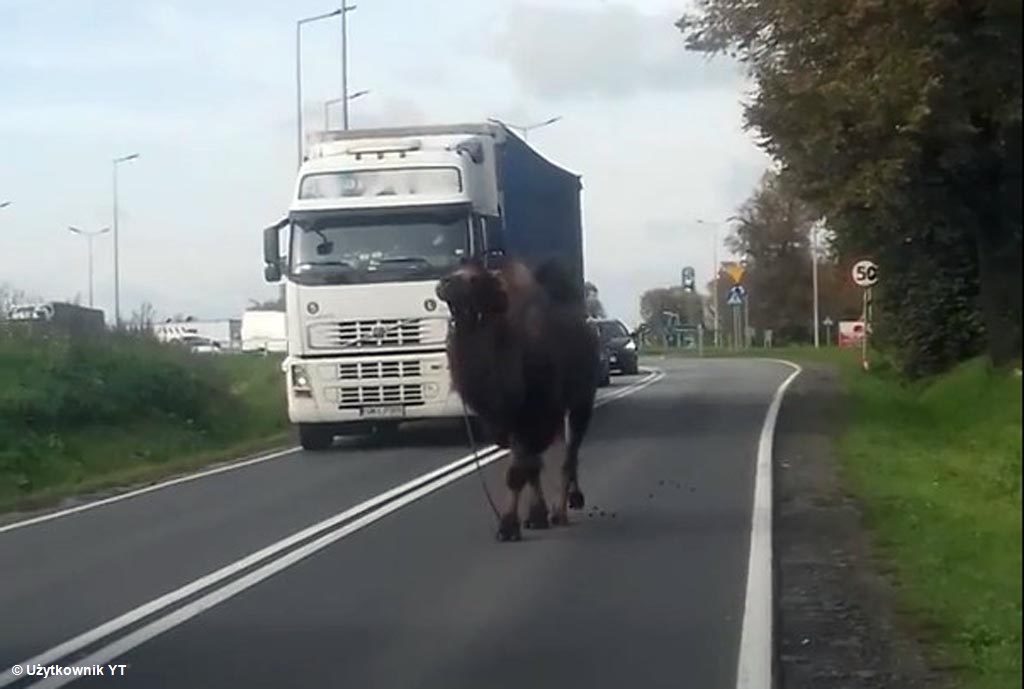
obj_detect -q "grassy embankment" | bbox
[647,344,1022,689]
[0,330,289,513]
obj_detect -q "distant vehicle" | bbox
[592,318,640,375]
[176,335,222,354]
[261,121,584,450]
[4,302,105,337]
[153,319,240,350]
[241,310,287,353]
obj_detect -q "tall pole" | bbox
[70,226,111,308]
[112,153,139,328]
[296,20,303,168]
[113,162,118,322]
[811,220,821,347]
[341,5,357,130]
[697,218,723,348]
[713,229,720,348]
[296,9,343,168]
[88,234,94,308]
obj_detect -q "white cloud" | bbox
[492,1,741,100]
[0,0,767,327]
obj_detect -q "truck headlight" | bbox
[291,365,311,390]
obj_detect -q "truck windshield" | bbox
[289,208,470,285]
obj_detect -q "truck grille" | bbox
[309,319,428,350]
[338,360,422,380]
[337,384,425,408]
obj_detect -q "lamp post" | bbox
[811,218,824,348]
[296,8,344,168]
[340,4,357,130]
[112,153,139,327]
[487,116,562,142]
[324,89,369,130]
[68,226,110,308]
[696,218,725,348]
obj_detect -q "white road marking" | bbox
[735,360,802,689]
[0,371,653,535]
[4,369,664,689]
[0,446,303,535]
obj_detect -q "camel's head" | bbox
[435,258,510,322]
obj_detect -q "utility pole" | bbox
[696,218,728,348]
[112,153,139,328]
[68,226,110,308]
[811,219,822,347]
[341,5,357,130]
[296,8,343,168]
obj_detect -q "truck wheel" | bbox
[298,424,334,451]
[623,358,640,376]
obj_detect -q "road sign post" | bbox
[851,260,879,371]
[823,316,835,346]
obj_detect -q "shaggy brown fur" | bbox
[436,258,600,541]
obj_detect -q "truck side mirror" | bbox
[263,223,282,283]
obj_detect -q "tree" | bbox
[679,0,1022,374]
[725,172,861,344]
[584,282,607,319]
[640,286,705,344]
[129,302,157,332]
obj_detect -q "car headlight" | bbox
[625,340,637,351]
[291,364,311,390]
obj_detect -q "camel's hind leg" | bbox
[551,400,594,525]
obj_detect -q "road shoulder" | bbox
[772,362,949,688]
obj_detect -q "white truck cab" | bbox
[263,123,582,450]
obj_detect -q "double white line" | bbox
[3,369,664,689]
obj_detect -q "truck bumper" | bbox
[283,350,465,426]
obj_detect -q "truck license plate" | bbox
[360,405,405,419]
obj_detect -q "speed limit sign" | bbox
[851,260,879,288]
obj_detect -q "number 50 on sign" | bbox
[851,260,879,288]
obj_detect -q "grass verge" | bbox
[0,330,290,514]
[649,345,1021,688]
[837,355,1021,689]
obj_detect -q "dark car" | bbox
[593,319,640,375]
[589,321,612,387]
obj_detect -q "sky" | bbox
[0,0,769,325]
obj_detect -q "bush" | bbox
[0,329,286,500]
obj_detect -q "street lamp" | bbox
[324,89,369,130]
[488,116,562,141]
[811,220,821,347]
[696,218,727,348]
[68,226,110,308]
[296,8,344,168]
[112,153,139,328]
[340,4,357,130]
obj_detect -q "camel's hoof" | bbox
[550,509,569,526]
[568,490,585,510]
[496,515,522,542]
[524,503,550,530]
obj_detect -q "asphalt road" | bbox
[0,358,794,689]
